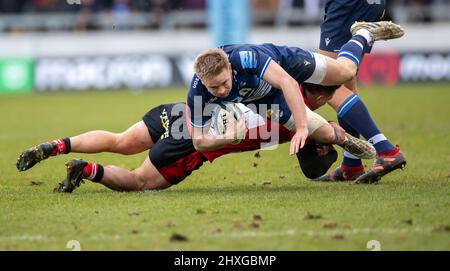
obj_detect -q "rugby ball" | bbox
[210,101,243,144]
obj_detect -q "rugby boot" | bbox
[351,21,405,44]
[312,166,365,182]
[16,142,56,171]
[54,158,88,193]
[354,149,407,184]
[340,133,376,160]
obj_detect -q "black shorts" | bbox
[142,103,200,184]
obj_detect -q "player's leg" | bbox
[318,0,385,90]
[307,109,375,160]
[16,121,153,171]
[99,157,171,191]
[315,81,406,182]
[318,0,389,86]
[319,49,358,92]
[280,102,375,160]
[313,1,406,182]
[70,121,152,154]
[55,138,204,193]
[311,21,404,87]
[54,156,171,193]
[95,157,171,191]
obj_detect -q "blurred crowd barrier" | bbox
[0,22,449,94]
[1,0,449,93]
[0,0,448,32]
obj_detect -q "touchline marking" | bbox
[207,227,437,238]
[0,227,438,243]
[0,235,49,242]
[209,230,296,238]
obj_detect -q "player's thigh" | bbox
[132,156,171,190]
[319,50,356,94]
[319,49,338,59]
[117,121,154,154]
[303,52,354,86]
[320,55,355,85]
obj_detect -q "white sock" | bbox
[356,29,373,45]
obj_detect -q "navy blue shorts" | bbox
[319,0,386,53]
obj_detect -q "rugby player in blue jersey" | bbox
[316,0,407,183]
[187,20,403,164]
[16,84,368,193]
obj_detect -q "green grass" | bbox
[1,83,449,250]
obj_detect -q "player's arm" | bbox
[191,118,246,152]
[262,60,308,155]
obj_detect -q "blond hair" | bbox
[194,48,229,80]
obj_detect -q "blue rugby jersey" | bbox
[187,43,316,128]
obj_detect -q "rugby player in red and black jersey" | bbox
[16,84,374,193]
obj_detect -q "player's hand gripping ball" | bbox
[210,101,245,145]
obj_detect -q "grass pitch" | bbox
[0,83,449,250]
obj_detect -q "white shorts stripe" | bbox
[305,53,327,84]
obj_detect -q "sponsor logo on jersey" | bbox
[160,109,170,139]
[239,51,257,70]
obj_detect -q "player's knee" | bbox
[339,67,355,83]
[130,170,152,190]
[312,125,336,144]
[132,169,171,191]
[138,179,171,191]
[322,130,336,144]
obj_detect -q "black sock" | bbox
[63,137,71,154]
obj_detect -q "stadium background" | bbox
[0,0,449,93]
[1,0,449,251]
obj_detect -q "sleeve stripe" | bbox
[259,57,272,78]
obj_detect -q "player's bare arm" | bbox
[191,117,247,152]
[262,60,308,155]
